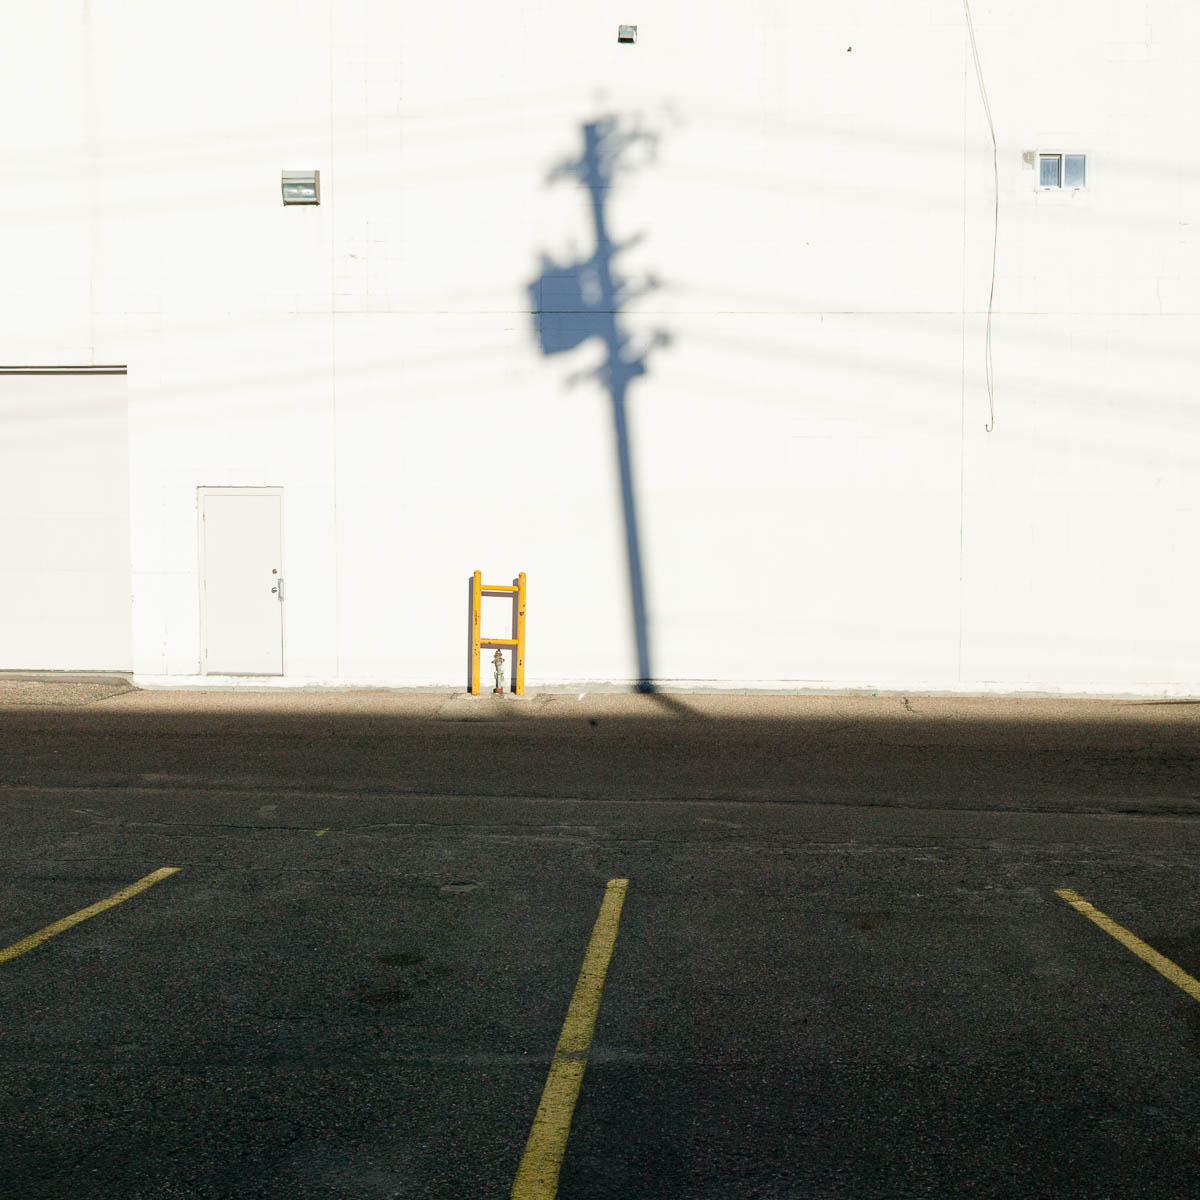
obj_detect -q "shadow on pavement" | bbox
[2,691,1199,815]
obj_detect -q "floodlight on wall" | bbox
[281,170,320,205]
[617,25,637,42]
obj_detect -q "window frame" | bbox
[1037,151,1087,191]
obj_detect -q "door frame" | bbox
[197,486,286,676]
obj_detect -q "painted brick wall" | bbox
[3,1,1199,692]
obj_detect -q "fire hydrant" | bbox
[492,648,506,694]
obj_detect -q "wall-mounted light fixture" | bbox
[281,170,320,205]
[617,25,637,43]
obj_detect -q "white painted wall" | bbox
[0,373,132,669]
[3,0,1200,692]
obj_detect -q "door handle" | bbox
[271,578,285,600]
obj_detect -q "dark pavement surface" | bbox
[2,689,1200,1198]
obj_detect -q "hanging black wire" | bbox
[964,0,999,433]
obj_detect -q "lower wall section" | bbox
[115,310,1200,694]
[0,371,132,670]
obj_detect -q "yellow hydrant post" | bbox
[515,572,526,695]
[469,571,525,695]
[470,570,482,695]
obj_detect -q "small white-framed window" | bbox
[1038,152,1086,189]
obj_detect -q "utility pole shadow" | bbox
[529,116,669,693]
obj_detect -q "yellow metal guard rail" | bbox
[470,570,526,695]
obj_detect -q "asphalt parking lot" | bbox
[3,687,1200,1198]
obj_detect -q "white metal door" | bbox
[199,488,284,675]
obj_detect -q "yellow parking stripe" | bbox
[511,878,629,1200]
[0,867,181,966]
[1056,888,1200,1003]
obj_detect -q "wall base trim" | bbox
[131,674,1200,700]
